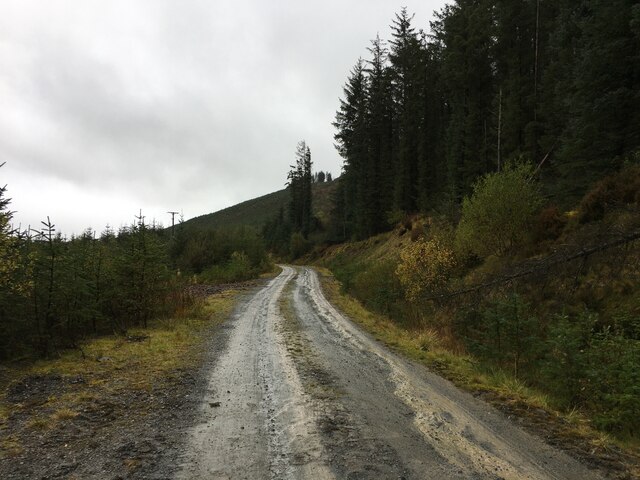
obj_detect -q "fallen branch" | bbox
[425,230,640,301]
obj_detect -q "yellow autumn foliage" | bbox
[396,237,457,302]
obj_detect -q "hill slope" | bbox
[183,180,337,231]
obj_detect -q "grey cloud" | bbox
[1,0,446,234]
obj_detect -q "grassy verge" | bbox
[316,266,640,478]
[0,288,243,460]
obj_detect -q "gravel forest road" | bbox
[177,266,603,480]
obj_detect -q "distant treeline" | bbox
[170,224,271,284]
[332,2,640,240]
[0,172,270,360]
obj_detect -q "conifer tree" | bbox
[329,3,640,233]
[493,0,540,162]
[389,9,423,212]
[556,0,640,197]
[365,35,394,234]
[287,141,313,238]
[434,0,495,200]
[417,33,446,209]
[333,60,368,238]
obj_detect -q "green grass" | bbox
[44,293,228,370]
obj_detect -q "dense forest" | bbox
[331,0,639,240]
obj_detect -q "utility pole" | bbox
[167,211,179,237]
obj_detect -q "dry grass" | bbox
[21,290,238,384]
[26,416,51,431]
[123,458,141,472]
[315,266,477,382]
[480,369,551,409]
[0,403,9,423]
[0,436,23,458]
[51,408,78,421]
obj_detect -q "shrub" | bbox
[352,260,404,315]
[200,251,254,284]
[396,237,457,302]
[455,163,542,257]
[541,312,595,406]
[586,330,640,434]
[456,294,542,378]
[409,221,425,241]
[289,231,311,259]
[542,311,640,434]
[534,205,567,242]
[577,164,640,223]
[227,251,252,279]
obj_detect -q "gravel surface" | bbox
[176,266,606,480]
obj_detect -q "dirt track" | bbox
[176,266,604,480]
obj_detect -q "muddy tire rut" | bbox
[176,266,605,480]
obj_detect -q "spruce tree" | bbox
[557,0,640,198]
[434,0,495,200]
[287,141,313,238]
[365,35,395,233]
[333,60,369,238]
[389,9,423,213]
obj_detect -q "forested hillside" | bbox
[304,0,640,454]
[182,177,336,233]
[331,1,640,240]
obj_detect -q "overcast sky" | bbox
[1,0,446,235]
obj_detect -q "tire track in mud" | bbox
[176,267,332,480]
[290,267,605,480]
[278,272,414,479]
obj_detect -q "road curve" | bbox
[176,266,603,480]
